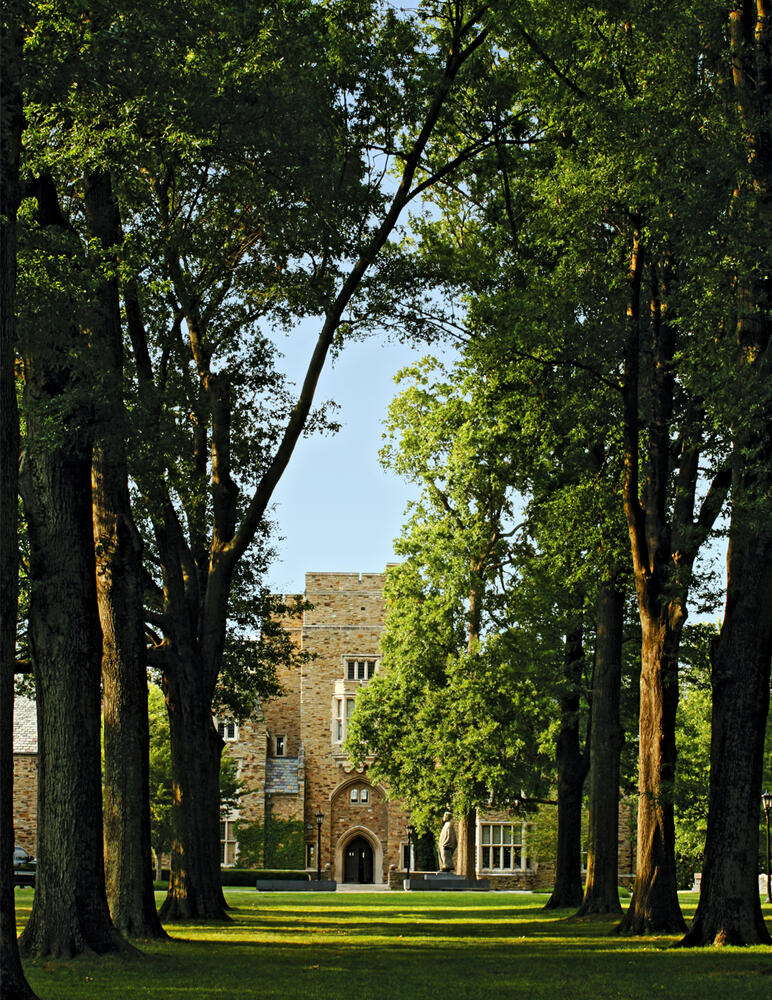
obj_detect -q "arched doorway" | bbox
[343,836,374,884]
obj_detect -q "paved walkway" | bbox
[336,883,390,892]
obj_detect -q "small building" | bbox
[12,695,38,854]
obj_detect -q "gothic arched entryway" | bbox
[343,835,374,883]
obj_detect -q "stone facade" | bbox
[241,571,412,883]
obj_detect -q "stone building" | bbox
[12,569,635,887]
[222,570,413,884]
[222,569,635,886]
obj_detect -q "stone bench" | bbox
[255,879,337,892]
[403,873,490,891]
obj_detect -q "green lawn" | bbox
[14,890,772,1000]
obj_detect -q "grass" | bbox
[14,889,772,1000]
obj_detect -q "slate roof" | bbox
[13,697,37,754]
[265,757,300,795]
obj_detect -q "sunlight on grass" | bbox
[14,890,772,1000]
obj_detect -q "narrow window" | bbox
[220,819,237,866]
[275,734,286,757]
[216,719,237,741]
[350,788,359,803]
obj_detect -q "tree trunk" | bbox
[545,620,588,909]
[158,659,227,922]
[0,5,38,990]
[17,179,127,959]
[680,0,772,949]
[576,580,624,917]
[84,172,165,939]
[616,232,700,935]
[19,433,127,958]
[456,811,477,879]
[617,608,686,934]
[681,497,772,945]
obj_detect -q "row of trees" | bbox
[1,2,495,996]
[0,2,770,996]
[351,0,771,947]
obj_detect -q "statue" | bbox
[438,811,457,872]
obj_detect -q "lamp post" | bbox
[762,792,772,903]
[315,811,323,882]
[405,824,414,886]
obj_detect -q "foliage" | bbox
[235,818,305,870]
[673,624,716,886]
[346,359,560,830]
[148,684,174,864]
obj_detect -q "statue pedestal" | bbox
[403,872,490,891]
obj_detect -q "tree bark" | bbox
[615,231,726,935]
[19,414,126,958]
[0,5,39,992]
[84,171,165,939]
[617,598,686,934]
[576,579,624,917]
[545,619,588,909]
[680,468,772,945]
[158,659,226,922]
[456,811,477,879]
[680,1,772,946]
[17,180,127,959]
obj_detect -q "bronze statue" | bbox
[438,811,457,872]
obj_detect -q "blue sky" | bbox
[264,331,444,595]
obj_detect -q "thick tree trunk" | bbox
[576,580,624,917]
[17,180,127,959]
[456,811,477,879]
[681,503,772,945]
[680,0,772,949]
[159,661,227,922]
[545,621,588,909]
[617,608,686,934]
[19,443,126,958]
[616,232,701,935]
[84,172,165,939]
[0,6,38,991]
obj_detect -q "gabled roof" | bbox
[13,697,37,754]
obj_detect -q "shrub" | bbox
[235,817,304,869]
